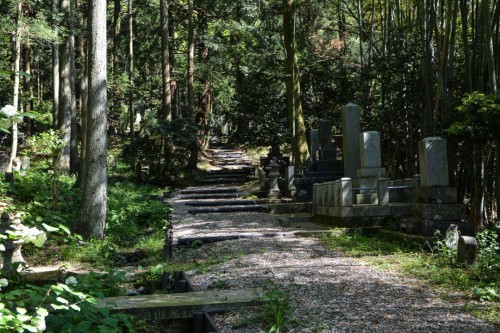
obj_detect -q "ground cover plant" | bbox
[323,226,500,323]
[0,154,174,332]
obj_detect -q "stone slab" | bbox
[360,131,381,168]
[413,203,464,221]
[352,178,378,190]
[268,202,312,214]
[356,167,387,178]
[310,129,320,161]
[390,204,413,216]
[352,205,391,217]
[100,289,264,321]
[416,187,457,204]
[342,103,361,178]
[356,193,378,205]
[418,137,449,187]
[319,119,333,149]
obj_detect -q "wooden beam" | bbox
[99,288,265,321]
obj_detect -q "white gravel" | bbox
[167,166,498,332]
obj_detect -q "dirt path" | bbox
[168,147,498,333]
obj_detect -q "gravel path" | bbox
[168,147,498,332]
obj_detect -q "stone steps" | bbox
[180,188,239,195]
[180,193,242,200]
[188,205,268,214]
[184,199,266,207]
[197,178,249,185]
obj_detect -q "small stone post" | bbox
[267,158,282,200]
[285,165,296,198]
[333,180,341,207]
[340,177,353,207]
[377,178,389,206]
[457,236,478,265]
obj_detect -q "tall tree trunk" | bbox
[283,0,309,167]
[7,0,22,173]
[111,0,122,134]
[460,0,472,92]
[197,9,211,151]
[187,0,198,169]
[160,0,172,120]
[112,0,122,76]
[75,0,88,188]
[52,0,59,130]
[483,0,499,220]
[23,40,33,137]
[57,0,73,173]
[169,1,178,119]
[70,0,78,174]
[160,0,173,173]
[420,0,435,137]
[128,0,134,142]
[75,0,108,240]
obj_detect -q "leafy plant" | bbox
[260,280,292,333]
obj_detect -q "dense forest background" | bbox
[0,0,499,228]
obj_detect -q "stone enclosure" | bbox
[260,103,470,238]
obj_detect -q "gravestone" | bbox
[353,131,386,205]
[295,119,343,201]
[418,137,449,187]
[309,129,319,164]
[413,137,466,236]
[342,103,361,178]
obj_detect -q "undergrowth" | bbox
[323,226,500,323]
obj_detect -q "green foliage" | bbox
[447,92,500,142]
[106,180,170,244]
[260,280,292,333]
[324,227,500,322]
[475,224,500,282]
[23,130,64,158]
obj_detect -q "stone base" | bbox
[313,205,392,218]
[420,220,458,237]
[356,193,378,205]
[316,160,343,172]
[353,178,377,190]
[416,187,457,204]
[356,167,386,178]
[413,203,464,220]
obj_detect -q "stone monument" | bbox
[413,137,465,236]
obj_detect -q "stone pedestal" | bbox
[267,159,282,200]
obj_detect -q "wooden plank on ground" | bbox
[99,288,264,321]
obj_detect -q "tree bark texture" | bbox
[75,0,108,240]
[7,0,23,173]
[283,0,309,168]
[160,0,172,120]
[52,0,59,130]
[57,0,73,173]
[187,0,198,169]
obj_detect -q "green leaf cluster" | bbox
[447,92,500,142]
